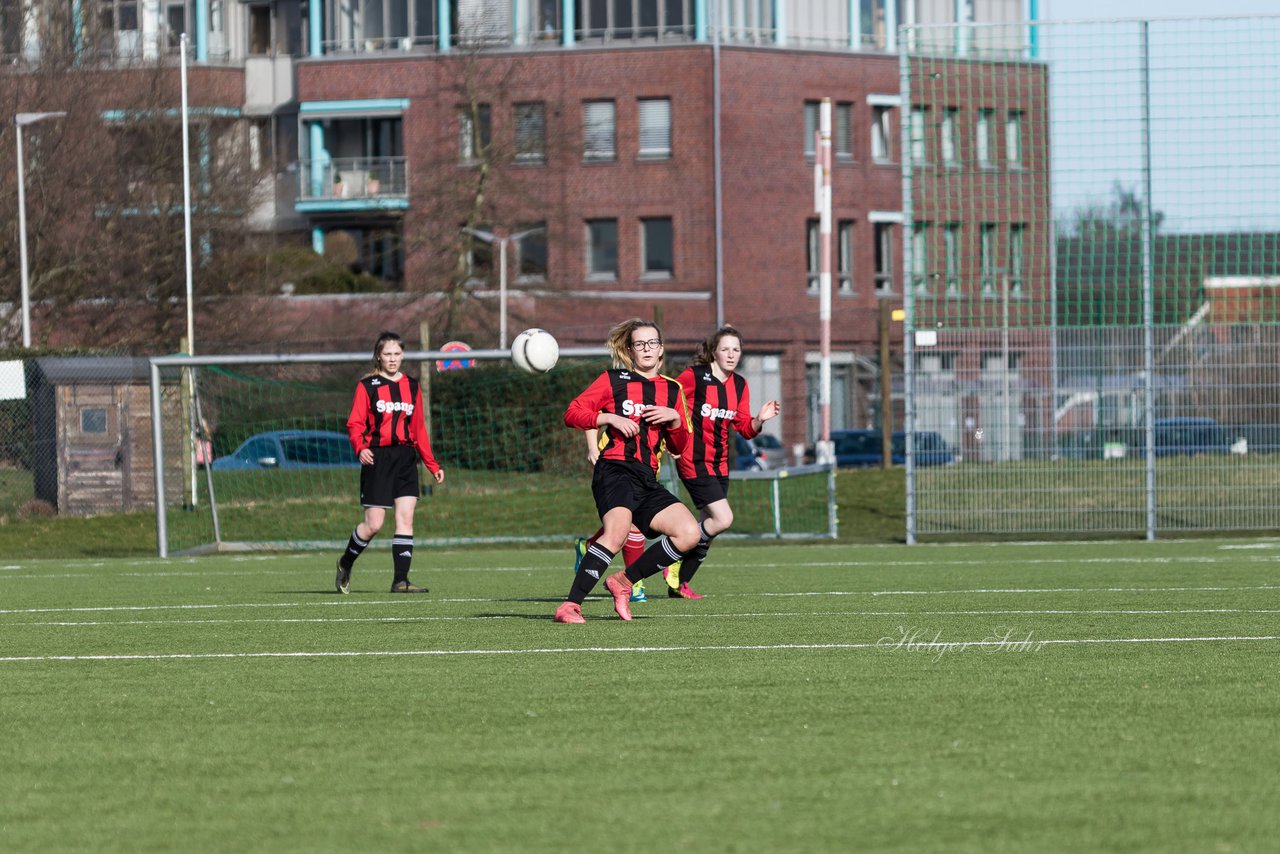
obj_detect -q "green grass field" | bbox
[3,539,1279,852]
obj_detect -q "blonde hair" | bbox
[693,325,743,367]
[606,318,663,371]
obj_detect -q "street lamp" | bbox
[461,225,545,348]
[15,111,66,348]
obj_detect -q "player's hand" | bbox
[759,400,781,422]
[607,414,640,437]
[642,405,680,426]
[587,447,600,464]
[432,468,445,484]
[358,448,374,465]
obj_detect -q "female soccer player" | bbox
[335,331,445,594]
[554,318,700,623]
[669,325,780,598]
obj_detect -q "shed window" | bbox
[81,408,108,434]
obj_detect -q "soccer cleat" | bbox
[573,537,589,573]
[335,559,351,595]
[668,582,702,600]
[603,571,633,621]
[630,580,647,603]
[390,580,429,593]
[553,601,585,624]
[662,560,682,591]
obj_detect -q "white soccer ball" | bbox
[511,328,559,374]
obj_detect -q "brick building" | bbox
[4,0,1043,449]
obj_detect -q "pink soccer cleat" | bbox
[603,571,633,621]
[553,601,585,624]
[668,582,702,600]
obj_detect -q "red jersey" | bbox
[675,364,759,479]
[564,369,691,473]
[346,373,441,474]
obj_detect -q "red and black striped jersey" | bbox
[346,373,441,474]
[675,364,759,479]
[565,369,691,473]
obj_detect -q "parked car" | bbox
[211,430,359,471]
[733,434,769,470]
[826,429,954,468]
[1153,417,1229,457]
[751,432,789,468]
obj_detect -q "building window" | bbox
[909,107,927,165]
[1008,224,1024,294]
[517,223,548,280]
[515,102,546,164]
[578,0,691,40]
[586,218,618,278]
[874,223,894,293]
[944,223,960,296]
[80,408,108,435]
[976,109,994,167]
[1006,110,1023,168]
[804,101,853,160]
[941,108,958,166]
[980,223,997,295]
[583,100,616,162]
[638,98,672,159]
[463,223,494,280]
[806,219,819,291]
[533,0,562,40]
[838,220,854,293]
[641,217,674,276]
[911,222,928,294]
[459,103,491,164]
[871,105,893,163]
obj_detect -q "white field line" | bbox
[2,635,1279,663]
[11,607,1280,628]
[6,553,1280,580]
[2,584,1280,617]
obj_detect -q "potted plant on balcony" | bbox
[367,168,381,195]
[333,171,346,198]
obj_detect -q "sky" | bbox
[1028,1,1280,233]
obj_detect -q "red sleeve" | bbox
[663,385,692,457]
[677,367,696,406]
[346,383,371,454]
[735,380,760,439]
[564,372,613,430]
[408,384,441,474]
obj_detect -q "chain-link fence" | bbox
[902,16,1280,540]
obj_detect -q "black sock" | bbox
[625,536,686,584]
[340,528,371,569]
[679,535,715,583]
[392,533,413,584]
[567,542,615,604]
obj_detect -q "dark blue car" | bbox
[1153,418,1228,457]
[829,430,954,468]
[211,430,359,471]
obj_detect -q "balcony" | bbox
[295,157,409,213]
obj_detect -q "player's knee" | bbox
[364,518,384,536]
[713,508,734,533]
[673,518,701,552]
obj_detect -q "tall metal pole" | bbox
[712,0,724,327]
[16,121,30,348]
[1140,20,1156,541]
[498,236,509,347]
[180,33,195,356]
[15,111,66,348]
[815,98,834,465]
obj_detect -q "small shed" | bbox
[30,357,178,515]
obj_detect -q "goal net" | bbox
[150,350,836,556]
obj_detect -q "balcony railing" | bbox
[297,157,408,202]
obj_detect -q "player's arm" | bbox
[346,383,373,463]
[584,428,601,465]
[409,384,445,483]
[566,373,638,437]
[661,386,693,457]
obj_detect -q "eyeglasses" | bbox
[631,339,663,351]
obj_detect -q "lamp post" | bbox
[461,225,545,348]
[15,111,66,348]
